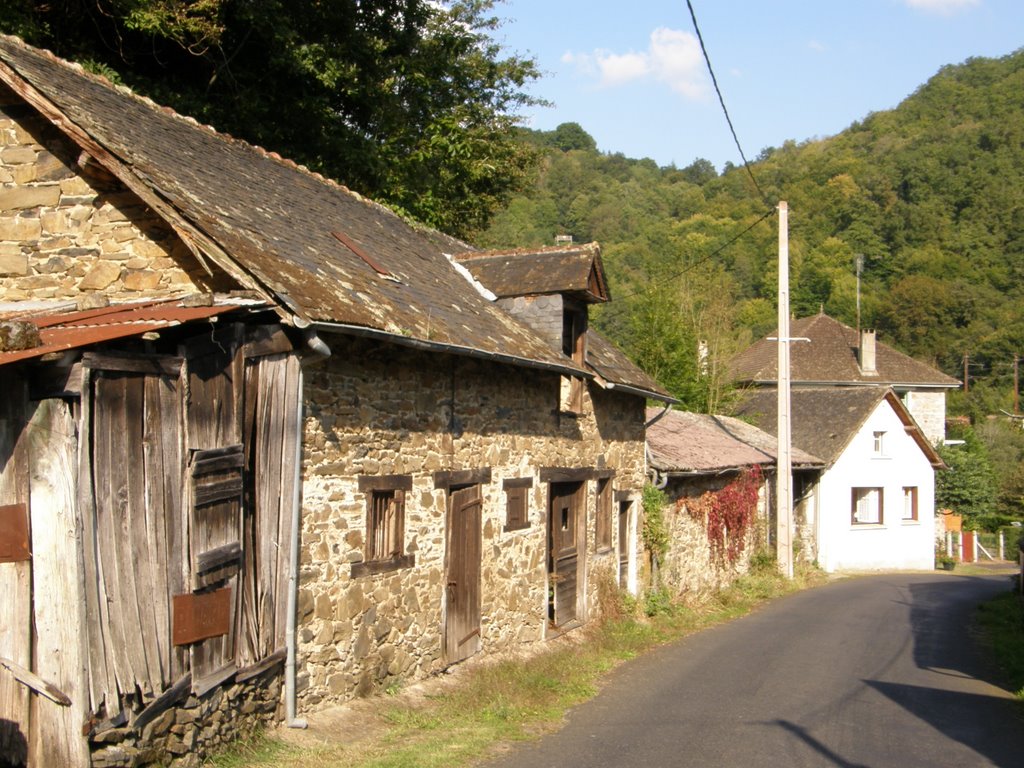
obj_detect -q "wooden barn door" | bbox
[82,354,187,721]
[444,485,482,664]
[181,326,244,693]
[548,482,583,628]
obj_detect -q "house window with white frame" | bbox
[851,487,884,525]
[872,431,886,456]
[902,486,918,521]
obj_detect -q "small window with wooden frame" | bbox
[352,475,415,577]
[902,486,918,522]
[561,301,587,413]
[851,487,884,526]
[595,477,613,552]
[503,477,533,532]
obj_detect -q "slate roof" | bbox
[0,35,583,377]
[729,313,960,389]
[455,244,610,303]
[646,408,822,475]
[735,387,944,468]
[588,332,674,401]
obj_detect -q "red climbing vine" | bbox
[682,466,762,565]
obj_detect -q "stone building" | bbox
[0,34,671,767]
[645,408,823,593]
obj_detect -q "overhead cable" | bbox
[686,0,773,207]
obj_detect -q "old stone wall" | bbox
[659,473,769,598]
[297,335,646,708]
[0,84,225,303]
[89,667,282,768]
[902,390,946,446]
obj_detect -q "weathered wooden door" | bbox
[444,485,482,664]
[82,354,187,719]
[548,482,582,628]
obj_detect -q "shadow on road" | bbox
[873,574,1024,767]
[865,681,1024,767]
[770,719,870,768]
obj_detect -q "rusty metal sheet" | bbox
[0,503,30,563]
[172,587,232,646]
[0,300,248,367]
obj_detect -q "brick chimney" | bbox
[860,329,877,374]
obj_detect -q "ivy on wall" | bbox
[681,466,762,565]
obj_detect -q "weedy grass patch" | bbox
[208,563,823,768]
[977,587,1024,700]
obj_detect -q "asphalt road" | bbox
[483,571,1024,768]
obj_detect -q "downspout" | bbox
[286,328,331,729]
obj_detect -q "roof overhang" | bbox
[0,297,259,367]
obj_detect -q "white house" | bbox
[737,387,945,572]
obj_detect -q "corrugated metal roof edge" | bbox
[313,321,591,379]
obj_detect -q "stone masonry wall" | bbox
[89,667,282,768]
[903,390,946,446]
[659,474,770,598]
[0,84,227,303]
[296,335,646,709]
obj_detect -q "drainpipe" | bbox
[285,329,331,729]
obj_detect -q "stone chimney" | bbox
[860,329,877,374]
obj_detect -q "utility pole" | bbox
[963,352,969,393]
[776,201,793,579]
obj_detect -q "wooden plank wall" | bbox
[255,353,300,659]
[82,355,186,719]
[27,398,90,766]
[0,378,31,764]
[183,325,244,692]
[70,324,299,726]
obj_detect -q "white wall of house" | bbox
[816,400,936,572]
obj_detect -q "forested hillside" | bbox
[480,49,1024,420]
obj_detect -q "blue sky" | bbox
[493,0,1024,170]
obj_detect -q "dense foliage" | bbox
[482,50,1024,415]
[2,0,541,237]
[936,426,998,525]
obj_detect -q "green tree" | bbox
[547,122,597,152]
[3,0,541,237]
[936,427,998,523]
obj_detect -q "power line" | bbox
[686,0,772,207]
[610,208,776,304]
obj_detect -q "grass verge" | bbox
[209,563,824,768]
[977,586,1024,699]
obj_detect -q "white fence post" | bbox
[999,531,1005,561]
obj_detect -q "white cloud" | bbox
[808,39,826,53]
[563,27,707,98]
[904,0,981,15]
